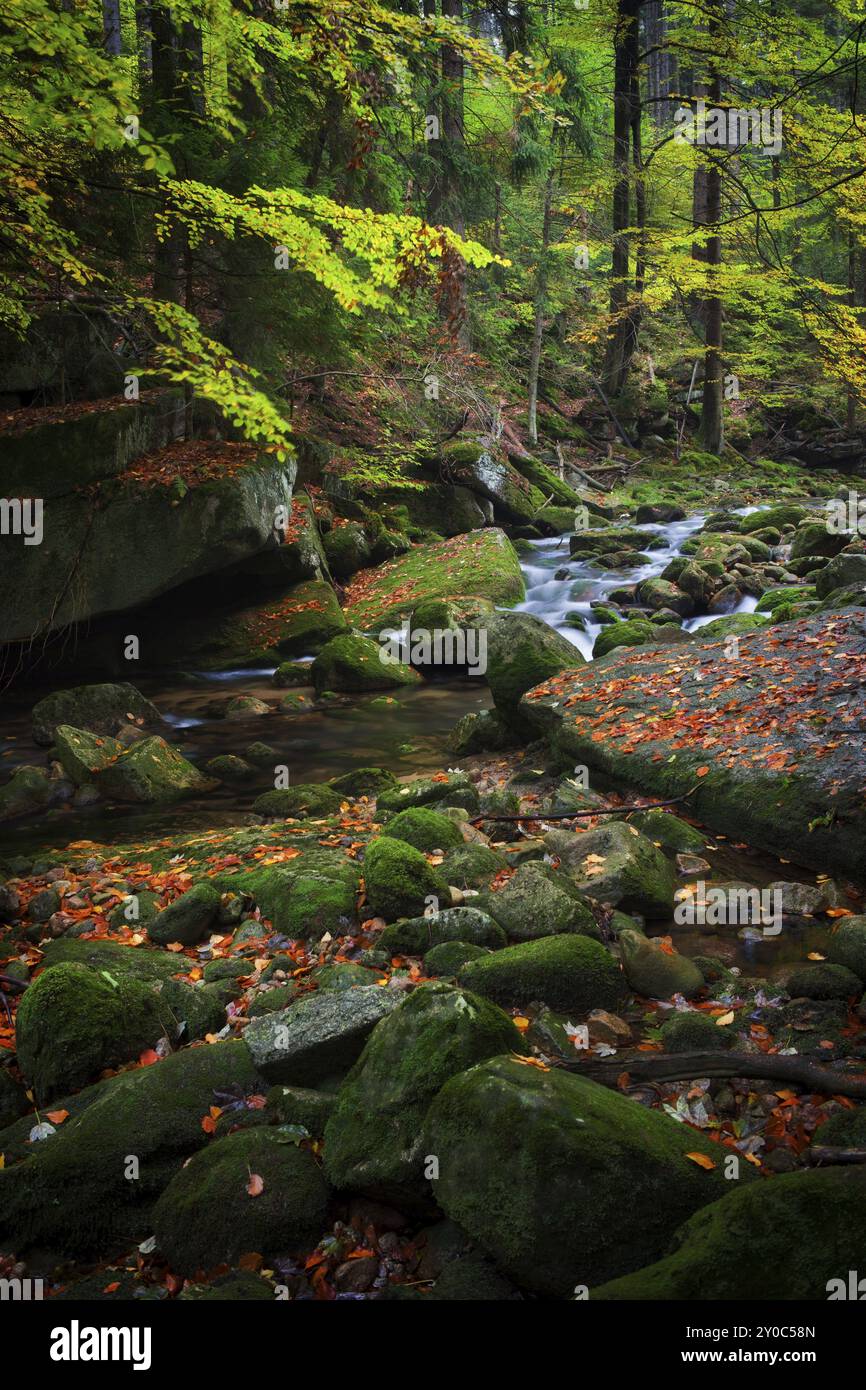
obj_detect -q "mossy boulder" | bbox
[53,725,122,785]
[216,855,361,939]
[477,861,598,942]
[363,837,449,921]
[423,1057,728,1296]
[272,578,348,657]
[32,682,161,746]
[272,661,314,688]
[424,940,492,975]
[324,982,527,1200]
[15,962,172,1102]
[243,985,402,1084]
[441,843,506,889]
[330,766,398,799]
[739,504,808,533]
[153,1128,329,1277]
[0,1040,259,1254]
[205,754,256,783]
[160,978,229,1040]
[593,619,688,659]
[485,612,582,720]
[323,521,372,579]
[637,578,694,617]
[787,961,863,1000]
[380,806,464,854]
[660,1011,732,1053]
[312,633,419,693]
[628,809,706,853]
[311,962,382,991]
[755,584,813,613]
[790,521,848,560]
[458,934,626,1014]
[0,766,55,821]
[39,936,187,983]
[448,709,514,755]
[95,736,216,804]
[377,907,506,956]
[826,916,866,981]
[816,552,866,599]
[148,881,222,946]
[694,612,769,639]
[265,1083,336,1133]
[545,821,676,919]
[252,782,343,819]
[377,772,479,816]
[343,529,524,629]
[619,928,704,1000]
[591,1169,866,1300]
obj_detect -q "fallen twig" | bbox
[561,1049,866,1100]
[470,786,700,825]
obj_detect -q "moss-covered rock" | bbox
[32,683,162,746]
[363,837,448,922]
[546,821,676,919]
[252,782,343,819]
[628,809,706,853]
[485,612,582,721]
[826,916,866,981]
[0,766,55,821]
[160,977,229,1040]
[377,772,479,816]
[660,1010,732,1053]
[95,736,216,804]
[312,632,419,693]
[458,933,626,1014]
[755,584,813,613]
[39,936,187,982]
[786,961,863,1000]
[215,854,361,939]
[593,619,688,659]
[53,724,122,785]
[0,1041,259,1254]
[311,962,382,991]
[424,1057,729,1296]
[380,806,464,853]
[324,982,527,1200]
[322,521,371,577]
[739,503,808,533]
[441,842,506,889]
[816,552,866,599]
[329,766,398,799]
[153,1128,329,1277]
[343,529,524,629]
[148,881,222,946]
[424,940,492,975]
[15,961,172,1101]
[619,928,704,1000]
[789,520,848,560]
[265,1083,336,1133]
[377,906,506,956]
[477,861,598,942]
[591,1168,866,1300]
[693,612,769,639]
[448,709,515,757]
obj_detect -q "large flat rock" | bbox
[243,985,403,1085]
[520,609,866,878]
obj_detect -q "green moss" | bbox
[826,916,866,981]
[252,783,343,819]
[329,766,398,798]
[755,584,814,613]
[628,809,706,852]
[424,940,492,975]
[591,1169,866,1300]
[343,529,524,629]
[16,962,172,1102]
[660,1011,732,1053]
[323,981,527,1200]
[380,806,464,853]
[377,772,479,815]
[312,632,419,693]
[486,612,583,720]
[148,880,221,946]
[378,906,506,955]
[153,1128,329,1277]
[458,933,626,1014]
[363,837,449,922]
[786,962,863,1000]
[0,1042,259,1254]
[477,861,598,942]
[265,1083,335,1133]
[441,842,506,888]
[424,1057,730,1296]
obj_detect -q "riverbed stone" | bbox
[363,837,449,922]
[477,861,598,941]
[825,917,866,981]
[423,1057,728,1296]
[0,1042,259,1254]
[153,1128,329,1276]
[618,927,704,1000]
[458,933,626,1014]
[32,683,162,746]
[94,736,216,804]
[377,907,506,956]
[15,962,173,1102]
[485,612,582,722]
[377,771,478,815]
[148,881,222,946]
[628,809,706,853]
[785,962,862,1001]
[324,981,527,1200]
[252,782,342,819]
[380,806,464,853]
[312,632,419,693]
[52,725,122,785]
[243,985,403,1084]
[545,821,676,918]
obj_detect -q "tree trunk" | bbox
[698,2,724,455]
[528,171,554,446]
[102,0,122,56]
[602,0,640,399]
